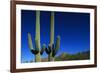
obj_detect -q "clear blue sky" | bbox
[21,10,90,63]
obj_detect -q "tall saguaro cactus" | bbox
[28,11,45,62]
[45,12,60,61]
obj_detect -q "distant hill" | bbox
[42,50,90,62]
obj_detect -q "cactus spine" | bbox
[28,11,45,62]
[45,12,60,61]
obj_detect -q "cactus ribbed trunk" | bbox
[50,12,54,45]
[49,12,55,61]
[35,11,41,62]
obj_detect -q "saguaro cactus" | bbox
[28,11,45,62]
[28,11,60,62]
[45,12,60,61]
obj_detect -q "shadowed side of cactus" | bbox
[27,11,45,62]
[45,36,60,61]
[45,44,52,61]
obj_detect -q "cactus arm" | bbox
[28,33,39,55]
[45,44,52,54]
[52,36,60,57]
[40,44,46,55]
[28,33,34,50]
[45,48,51,54]
[55,36,60,53]
[40,48,44,55]
[45,47,50,54]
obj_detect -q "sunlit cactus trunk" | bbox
[49,12,54,61]
[36,11,40,43]
[35,11,41,62]
[50,12,54,45]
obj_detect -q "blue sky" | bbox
[21,10,90,63]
